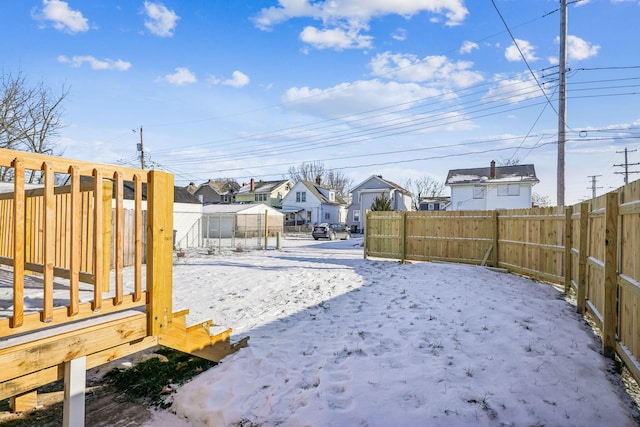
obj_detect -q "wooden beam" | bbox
[11,159,25,328]
[564,206,572,294]
[146,170,174,336]
[577,202,589,314]
[0,336,157,401]
[0,313,147,383]
[68,165,81,317]
[603,192,619,358]
[0,294,147,337]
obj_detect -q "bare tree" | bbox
[532,192,552,208]
[286,162,353,197]
[405,175,445,210]
[497,158,520,166]
[0,70,68,182]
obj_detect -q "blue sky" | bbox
[2,0,639,205]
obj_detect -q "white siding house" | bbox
[446,161,539,211]
[280,178,348,226]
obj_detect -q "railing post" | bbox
[603,192,618,358]
[11,159,25,328]
[564,206,572,294]
[146,170,174,337]
[101,179,113,292]
[577,202,589,314]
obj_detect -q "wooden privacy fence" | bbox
[364,179,640,382]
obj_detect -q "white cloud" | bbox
[282,79,441,118]
[211,71,250,88]
[143,1,179,37]
[504,39,539,62]
[255,0,468,29]
[33,0,89,34]
[368,52,484,89]
[57,55,131,71]
[391,28,407,41]
[459,40,479,54]
[300,25,373,50]
[253,0,468,50]
[161,67,197,85]
[566,35,600,60]
[483,74,543,104]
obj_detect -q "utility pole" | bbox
[136,126,145,169]
[557,0,568,206]
[613,147,639,184]
[587,175,602,199]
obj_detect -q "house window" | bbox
[498,184,520,196]
[306,211,312,222]
[254,194,267,202]
[324,212,330,220]
[428,203,435,211]
[296,191,306,202]
[353,210,360,222]
[329,192,335,202]
[473,186,485,199]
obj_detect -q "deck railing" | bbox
[0,147,173,336]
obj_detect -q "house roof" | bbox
[195,179,235,195]
[299,180,347,205]
[352,175,412,195]
[121,180,202,204]
[202,203,284,216]
[446,164,539,186]
[75,175,201,204]
[237,179,291,195]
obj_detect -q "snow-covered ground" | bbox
[136,236,639,426]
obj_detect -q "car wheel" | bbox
[344,233,351,240]
[313,237,319,240]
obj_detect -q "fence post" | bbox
[492,210,499,268]
[400,211,407,263]
[577,202,589,314]
[603,192,618,358]
[146,170,174,337]
[564,207,572,294]
[363,210,369,259]
[264,209,268,250]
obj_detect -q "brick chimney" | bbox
[490,160,496,179]
[250,178,255,192]
[316,175,322,186]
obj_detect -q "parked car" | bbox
[312,223,351,240]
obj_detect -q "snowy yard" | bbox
[139,236,638,426]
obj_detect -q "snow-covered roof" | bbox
[446,163,539,186]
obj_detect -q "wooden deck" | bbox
[0,148,246,421]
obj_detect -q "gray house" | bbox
[347,175,412,233]
[189,179,238,205]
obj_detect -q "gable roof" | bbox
[195,180,232,195]
[237,179,291,195]
[352,175,412,195]
[446,164,539,186]
[121,180,202,204]
[298,180,347,205]
[75,175,201,204]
